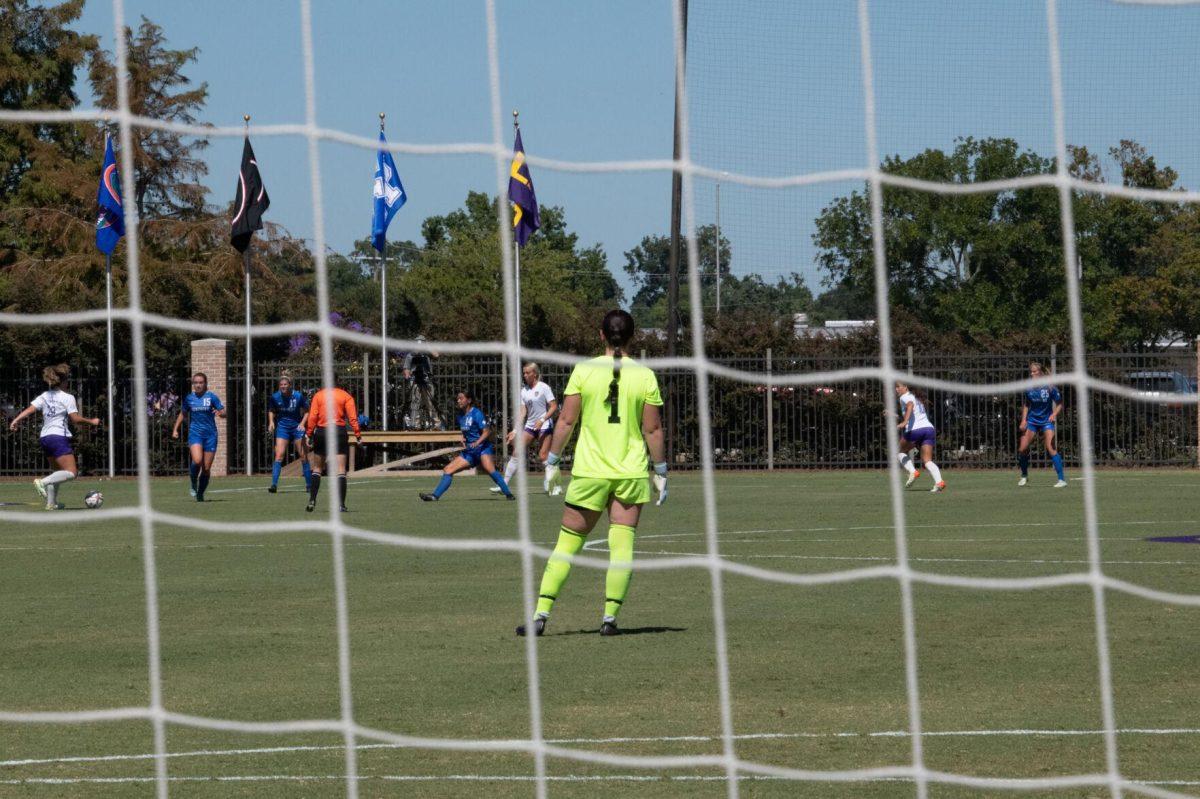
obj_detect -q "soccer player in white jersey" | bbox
[493,363,559,494]
[8,364,100,510]
[895,380,945,493]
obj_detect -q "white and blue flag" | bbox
[371,131,406,252]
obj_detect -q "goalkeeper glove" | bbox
[652,462,668,506]
[545,452,562,494]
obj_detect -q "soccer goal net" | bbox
[2,0,1200,797]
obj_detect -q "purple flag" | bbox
[507,129,540,247]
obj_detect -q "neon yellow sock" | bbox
[604,524,636,620]
[536,526,587,616]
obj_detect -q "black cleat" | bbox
[516,617,546,637]
[600,621,620,636]
[419,493,438,502]
[305,499,316,513]
[195,494,205,503]
[505,493,516,501]
[268,484,278,494]
[339,504,348,513]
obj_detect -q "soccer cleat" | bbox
[600,620,620,636]
[905,469,921,488]
[549,486,563,497]
[1017,477,1028,487]
[931,481,946,493]
[268,484,278,494]
[305,498,316,513]
[419,493,438,502]
[195,494,204,502]
[33,478,46,499]
[489,486,503,493]
[505,494,516,501]
[340,504,348,513]
[44,502,63,511]
[189,487,197,498]
[516,616,546,637]
[1054,479,1068,488]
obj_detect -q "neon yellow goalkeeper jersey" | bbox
[565,355,663,479]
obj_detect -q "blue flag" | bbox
[372,131,407,253]
[508,129,540,247]
[95,134,125,255]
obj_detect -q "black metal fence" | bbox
[0,349,1195,476]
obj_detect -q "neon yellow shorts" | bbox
[564,475,651,511]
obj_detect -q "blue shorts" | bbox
[461,445,495,468]
[40,435,73,459]
[1028,421,1056,433]
[188,430,219,453]
[905,427,936,449]
[275,423,304,442]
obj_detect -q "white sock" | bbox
[44,470,75,485]
[926,461,943,483]
[43,471,74,506]
[898,452,916,475]
[504,457,518,483]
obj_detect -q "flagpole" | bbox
[379,113,389,432]
[105,252,116,477]
[512,110,522,355]
[243,114,253,477]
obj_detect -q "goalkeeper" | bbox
[518,309,666,638]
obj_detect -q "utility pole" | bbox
[666,0,688,462]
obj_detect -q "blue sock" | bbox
[432,473,453,499]
[489,470,512,497]
[198,470,210,497]
[1018,454,1029,477]
[189,462,199,490]
[1052,453,1065,481]
[271,460,282,486]
[301,461,313,490]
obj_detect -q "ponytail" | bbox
[600,309,635,425]
[42,363,70,389]
[607,346,623,423]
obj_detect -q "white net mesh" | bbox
[3,0,1200,797]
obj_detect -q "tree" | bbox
[391,192,624,351]
[0,0,96,198]
[88,17,209,218]
[624,224,730,325]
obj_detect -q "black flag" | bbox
[231,137,270,252]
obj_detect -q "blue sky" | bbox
[69,0,1200,298]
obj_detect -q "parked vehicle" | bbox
[1123,370,1195,410]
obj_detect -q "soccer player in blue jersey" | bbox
[1018,361,1067,488]
[419,389,513,501]
[267,374,312,494]
[171,373,226,502]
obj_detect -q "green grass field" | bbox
[2,469,1199,798]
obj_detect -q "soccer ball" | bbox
[84,491,104,509]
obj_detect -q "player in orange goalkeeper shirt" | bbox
[304,381,362,513]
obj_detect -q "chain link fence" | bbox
[0,348,1195,476]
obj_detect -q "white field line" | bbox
[620,551,1198,567]
[205,478,412,495]
[2,774,1199,788]
[1,520,1193,555]
[6,727,1200,770]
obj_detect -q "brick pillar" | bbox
[191,338,231,477]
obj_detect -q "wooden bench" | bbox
[350,430,463,475]
[278,430,465,477]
